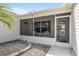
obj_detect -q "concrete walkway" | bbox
[46,46,75,56]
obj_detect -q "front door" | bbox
[56,17,69,44]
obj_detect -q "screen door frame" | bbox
[55,15,71,48]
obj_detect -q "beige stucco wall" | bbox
[0,16,20,43]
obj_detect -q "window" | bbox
[34,20,50,37]
[35,22,40,33]
[41,21,48,33]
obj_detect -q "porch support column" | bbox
[32,11,35,36]
[33,17,35,36]
[55,14,56,42]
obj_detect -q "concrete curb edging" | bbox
[7,42,32,56]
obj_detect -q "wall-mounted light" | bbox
[23,22,28,24]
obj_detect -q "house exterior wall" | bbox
[0,16,20,43]
[71,4,79,56]
[20,35,55,46]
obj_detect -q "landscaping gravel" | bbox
[0,40,50,56]
[0,40,28,56]
[19,43,51,56]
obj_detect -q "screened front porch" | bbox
[20,12,71,44]
[20,15,55,38]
